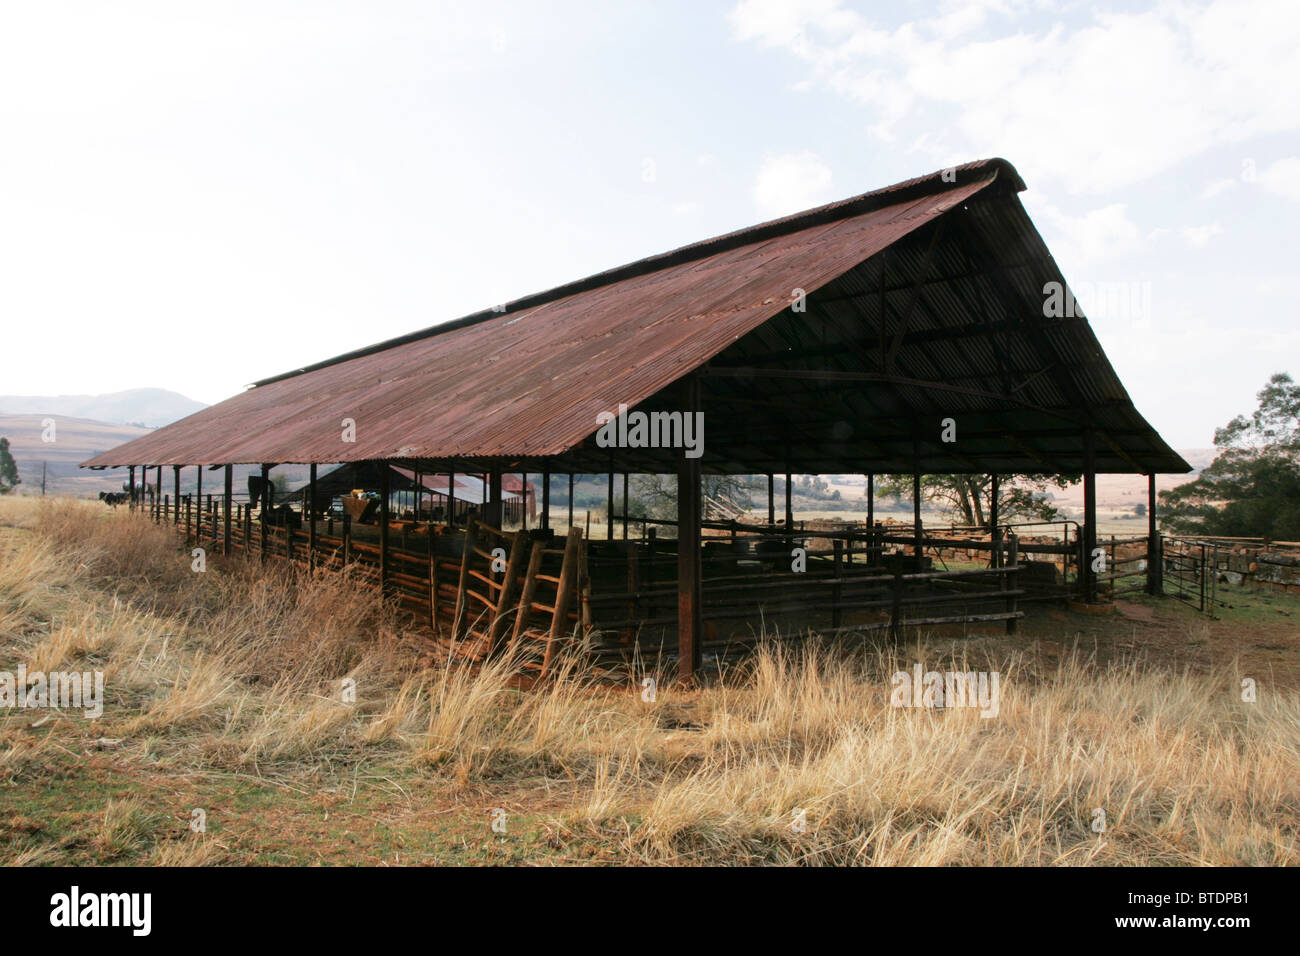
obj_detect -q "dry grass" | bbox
[1,496,1296,865]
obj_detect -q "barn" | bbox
[83,158,1190,679]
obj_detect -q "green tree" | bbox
[1160,372,1300,539]
[0,437,20,495]
[875,473,1077,527]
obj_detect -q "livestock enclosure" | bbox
[84,159,1193,679]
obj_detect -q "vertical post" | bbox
[622,473,629,541]
[541,467,550,531]
[185,492,192,544]
[308,463,317,571]
[223,464,233,556]
[831,539,843,630]
[767,474,775,527]
[606,466,614,541]
[1082,430,1098,603]
[259,464,269,563]
[784,471,793,539]
[342,511,351,565]
[195,465,201,529]
[379,462,390,592]
[172,465,181,525]
[866,473,874,562]
[128,466,136,511]
[912,470,923,563]
[487,471,502,528]
[1146,473,1162,595]
[568,473,574,529]
[677,376,702,682]
[989,474,1000,569]
[517,476,527,535]
[155,465,163,521]
[1006,532,1019,634]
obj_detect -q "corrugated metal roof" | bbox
[84,164,1001,468]
[82,157,1189,476]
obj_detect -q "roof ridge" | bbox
[251,158,1022,388]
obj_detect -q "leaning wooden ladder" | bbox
[504,527,584,679]
[449,518,528,661]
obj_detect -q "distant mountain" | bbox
[0,414,150,496]
[0,388,207,428]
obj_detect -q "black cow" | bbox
[98,491,129,507]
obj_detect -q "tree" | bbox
[0,437,20,495]
[1134,502,1147,518]
[875,473,1077,527]
[1160,372,1300,539]
[630,474,755,520]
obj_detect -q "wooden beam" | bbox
[677,375,702,682]
[223,464,233,556]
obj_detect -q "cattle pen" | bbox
[83,158,1192,681]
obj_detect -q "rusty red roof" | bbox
[84,161,1006,468]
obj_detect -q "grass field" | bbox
[1,497,1297,866]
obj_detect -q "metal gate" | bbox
[1163,537,1225,616]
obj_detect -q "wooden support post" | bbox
[767,474,775,527]
[379,462,390,592]
[172,465,180,526]
[521,472,528,531]
[487,471,502,528]
[606,468,614,541]
[1146,473,1162,595]
[259,464,269,563]
[447,470,455,526]
[155,465,163,521]
[429,540,439,634]
[223,464,233,556]
[541,467,550,531]
[832,539,843,629]
[308,463,317,571]
[128,466,136,511]
[622,473,629,541]
[185,493,192,544]
[194,466,201,527]
[568,473,574,529]
[989,474,1000,568]
[1006,532,1019,634]
[625,542,639,643]
[784,471,793,541]
[342,511,351,566]
[912,470,923,562]
[866,473,874,561]
[1083,431,1098,602]
[677,378,702,682]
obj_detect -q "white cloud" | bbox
[1033,200,1141,269]
[1257,156,1300,201]
[1199,178,1237,200]
[1181,223,1223,247]
[729,0,1300,193]
[753,151,834,217]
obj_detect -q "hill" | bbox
[0,388,207,428]
[0,414,151,496]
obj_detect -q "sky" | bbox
[2,0,1297,449]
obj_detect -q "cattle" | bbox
[261,503,302,529]
[98,491,129,507]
